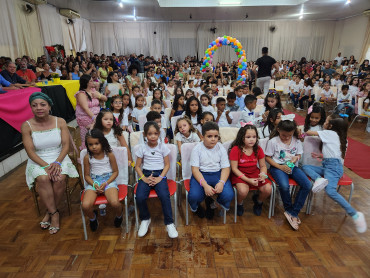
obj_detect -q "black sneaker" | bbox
[205,197,215,220]
[89,210,99,231]
[237,204,244,216]
[252,194,263,216]
[194,206,205,218]
[114,215,123,228]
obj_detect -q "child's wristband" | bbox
[218,180,225,185]
[52,161,61,167]
[159,175,166,179]
[238,174,245,179]
[138,175,145,181]
[199,179,204,186]
[41,165,50,169]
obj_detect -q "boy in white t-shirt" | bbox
[335,85,353,115]
[213,97,233,127]
[290,77,303,108]
[188,122,234,219]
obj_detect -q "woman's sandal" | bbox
[48,209,60,235]
[40,210,50,230]
[284,211,299,230]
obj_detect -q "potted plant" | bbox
[51,73,60,83]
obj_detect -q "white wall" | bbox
[331,15,368,61]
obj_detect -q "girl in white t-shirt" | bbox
[298,78,314,111]
[175,116,200,155]
[188,122,234,220]
[135,121,178,238]
[259,108,283,139]
[303,103,326,133]
[200,94,214,113]
[82,129,121,232]
[132,95,149,131]
[93,109,132,164]
[184,96,203,131]
[265,119,311,230]
[302,114,367,233]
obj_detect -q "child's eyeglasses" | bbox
[113,101,123,104]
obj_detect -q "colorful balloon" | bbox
[203,35,247,84]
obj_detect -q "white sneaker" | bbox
[312,178,328,193]
[166,223,178,238]
[297,107,303,111]
[138,219,151,237]
[353,212,367,233]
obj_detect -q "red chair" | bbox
[267,173,304,217]
[133,180,178,230]
[306,173,354,214]
[80,147,129,240]
[80,184,128,240]
[132,144,178,230]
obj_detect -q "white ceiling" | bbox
[46,0,370,21]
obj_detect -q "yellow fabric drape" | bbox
[36,80,80,109]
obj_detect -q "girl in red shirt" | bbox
[229,124,272,216]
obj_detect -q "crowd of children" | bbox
[76,71,368,238]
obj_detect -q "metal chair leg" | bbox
[65,179,72,216]
[349,115,359,129]
[223,209,226,224]
[80,205,88,240]
[174,192,178,227]
[348,183,354,203]
[185,191,189,226]
[125,197,129,234]
[31,187,41,216]
[233,187,237,223]
[134,194,139,231]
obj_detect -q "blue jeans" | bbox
[290,92,300,107]
[302,159,356,216]
[299,95,315,109]
[188,170,234,211]
[135,169,173,225]
[269,166,311,217]
[335,103,354,115]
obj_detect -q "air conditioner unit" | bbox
[23,0,47,4]
[363,9,370,17]
[59,8,80,19]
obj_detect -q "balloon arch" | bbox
[201,35,247,84]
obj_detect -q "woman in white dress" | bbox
[21,92,79,234]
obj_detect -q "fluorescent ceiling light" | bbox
[157,0,308,8]
[119,2,123,8]
[345,0,351,4]
[219,1,241,6]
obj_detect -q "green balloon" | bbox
[223,35,227,38]
[238,48,241,52]
[206,62,209,66]
[238,65,242,68]
[238,54,241,58]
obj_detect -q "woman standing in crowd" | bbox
[75,74,107,149]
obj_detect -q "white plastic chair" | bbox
[129,131,141,151]
[350,97,369,129]
[132,143,178,229]
[138,114,147,131]
[219,127,239,143]
[80,147,129,240]
[229,111,241,127]
[171,115,183,144]
[146,96,153,107]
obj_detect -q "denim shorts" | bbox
[85,172,118,191]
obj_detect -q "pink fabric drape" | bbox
[0,87,42,132]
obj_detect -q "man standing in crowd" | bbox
[334,52,343,67]
[252,47,279,95]
[137,54,145,82]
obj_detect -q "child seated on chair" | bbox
[135,121,178,238]
[188,122,234,220]
[214,97,233,127]
[239,95,262,127]
[320,82,336,103]
[175,116,201,155]
[302,114,367,233]
[229,124,271,216]
[197,111,215,134]
[139,111,166,145]
[225,92,239,112]
[335,85,354,116]
[364,91,370,133]
[82,129,122,232]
